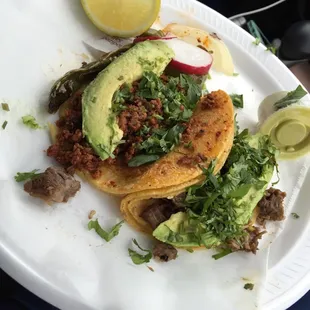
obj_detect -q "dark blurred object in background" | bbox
[203,0,309,40]
[279,20,310,61]
[201,0,310,84]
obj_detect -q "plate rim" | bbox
[0,1,309,310]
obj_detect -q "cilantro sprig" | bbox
[128,239,152,265]
[128,124,185,167]
[274,85,307,110]
[88,219,124,242]
[230,94,244,109]
[14,169,41,182]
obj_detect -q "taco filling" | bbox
[47,72,204,177]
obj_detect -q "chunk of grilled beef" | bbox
[172,192,187,208]
[257,187,286,226]
[226,226,266,255]
[140,199,185,230]
[152,242,178,262]
[24,167,80,203]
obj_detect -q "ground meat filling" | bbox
[115,95,164,162]
[257,187,286,226]
[152,242,178,262]
[24,167,81,203]
[226,188,286,253]
[141,199,185,230]
[47,75,179,176]
[47,91,103,178]
[200,93,220,110]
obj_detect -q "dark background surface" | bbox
[1,0,309,309]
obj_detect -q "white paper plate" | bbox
[0,1,309,310]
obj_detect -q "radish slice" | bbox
[161,38,213,75]
[163,24,234,76]
[134,35,176,43]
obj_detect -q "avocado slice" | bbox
[153,212,221,248]
[153,134,274,248]
[82,40,175,160]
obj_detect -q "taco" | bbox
[120,129,281,254]
[47,35,234,196]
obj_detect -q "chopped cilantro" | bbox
[184,141,193,149]
[253,38,260,45]
[128,154,160,167]
[22,115,41,129]
[234,114,239,135]
[128,239,152,265]
[212,248,232,260]
[14,169,41,182]
[135,72,201,123]
[244,283,254,290]
[207,73,212,80]
[266,45,277,54]
[138,56,166,71]
[112,102,126,114]
[112,84,131,113]
[145,124,183,151]
[2,120,8,130]
[88,219,124,242]
[1,103,10,111]
[186,248,194,253]
[230,94,244,108]
[139,125,151,135]
[274,85,307,110]
[165,225,184,243]
[291,212,300,219]
[153,114,164,120]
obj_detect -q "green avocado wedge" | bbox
[82,40,175,160]
[153,212,222,248]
